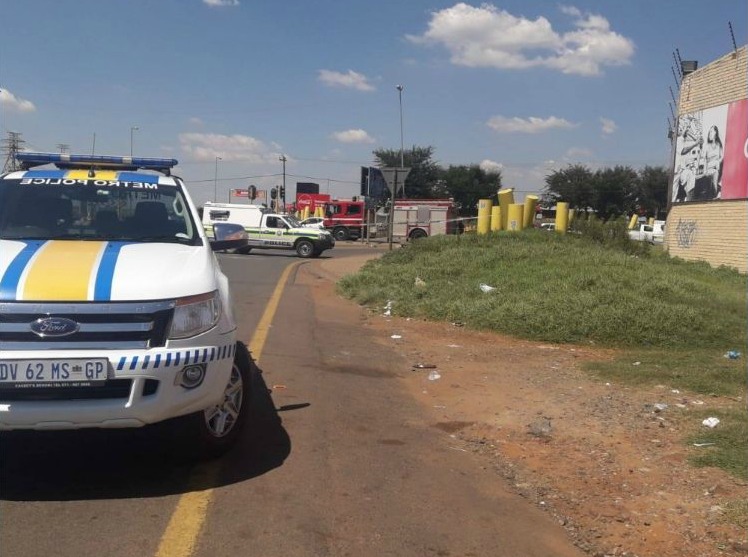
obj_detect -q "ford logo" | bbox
[30,317,80,338]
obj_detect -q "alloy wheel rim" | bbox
[203,365,244,438]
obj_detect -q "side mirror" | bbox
[211,222,248,251]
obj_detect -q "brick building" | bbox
[665,46,747,272]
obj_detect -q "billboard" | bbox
[672,98,748,203]
[360,167,389,201]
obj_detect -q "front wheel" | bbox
[179,342,253,460]
[409,228,428,240]
[296,239,315,258]
[333,227,350,241]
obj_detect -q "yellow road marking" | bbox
[248,261,301,361]
[154,261,301,557]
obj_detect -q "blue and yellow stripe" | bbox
[0,240,128,301]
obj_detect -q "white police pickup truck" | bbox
[0,152,252,458]
[202,202,335,258]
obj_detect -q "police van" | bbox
[202,202,334,258]
[0,152,252,458]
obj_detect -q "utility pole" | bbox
[56,143,70,154]
[1,131,25,173]
[279,154,287,211]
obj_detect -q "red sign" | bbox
[232,189,248,197]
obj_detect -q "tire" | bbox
[409,228,428,240]
[180,342,253,460]
[296,239,315,258]
[333,227,350,241]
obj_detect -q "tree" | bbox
[591,166,639,220]
[440,164,502,215]
[542,164,595,211]
[635,166,669,219]
[373,145,441,198]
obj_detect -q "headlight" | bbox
[169,291,221,339]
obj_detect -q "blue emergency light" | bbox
[16,152,178,174]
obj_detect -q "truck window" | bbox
[347,204,361,215]
[209,210,230,221]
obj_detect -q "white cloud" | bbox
[486,115,577,134]
[318,69,375,91]
[0,89,36,113]
[479,159,504,174]
[600,117,617,135]
[565,147,593,158]
[179,132,279,163]
[331,129,375,144]
[407,3,634,76]
[188,117,204,127]
[203,0,239,6]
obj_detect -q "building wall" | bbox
[666,46,747,272]
[665,200,748,273]
[679,47,747,114]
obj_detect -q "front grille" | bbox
[0,301,174,350]
[0,379,133,401]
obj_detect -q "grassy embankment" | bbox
[338,230,747,481]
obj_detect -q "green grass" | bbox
[686,407,748,481]
[339,231,746,349]
[338,231,748,479]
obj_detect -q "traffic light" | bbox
[279,185,285,199]
[270,187,277,200]
[248,185,257,200]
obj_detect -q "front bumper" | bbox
[0,342,236,430]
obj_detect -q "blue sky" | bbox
[0,0,745,205]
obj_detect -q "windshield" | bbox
[284,215,302,228]
[0,178,200,245]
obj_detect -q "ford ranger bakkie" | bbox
[0,152,252,458]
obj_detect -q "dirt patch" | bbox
[313,254,747,557]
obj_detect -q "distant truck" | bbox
[202,202,334,258]
[628,221,665,244]
[295,195,374,241]
[379,199,460,240]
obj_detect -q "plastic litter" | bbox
[415,276,426,288]
[272,384,287,390]
[383,300,393,317]
[723,350,741,359]
[632,361,641,366]
[451,321,465,327]
[427,370,441,381]
[479,283,496,293]
[391,334,402,339]
[693,442,716,447]
[413,363,437,369]
[702,417,720,428]
[653,403,668,412]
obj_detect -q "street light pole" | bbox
[396,85,404,168]
[213,156,222,202]
[279,154,287,211]
[130,126,139,157]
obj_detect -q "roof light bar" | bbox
[16,152,178,173]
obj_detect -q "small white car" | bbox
[299,217,326,229]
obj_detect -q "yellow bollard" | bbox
[497,188,515,230]
[556,202,569,233]
[568,208,575,224]
[507,203,524,231]
[628,214,638,230]
[477,199,492,235]
[647,217,654,226]
[302,206,310,220]
[490,205,501,231]
[523,195,538,229]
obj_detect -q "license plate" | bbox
[0,359,109,388]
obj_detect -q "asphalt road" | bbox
[0,245,583,557]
